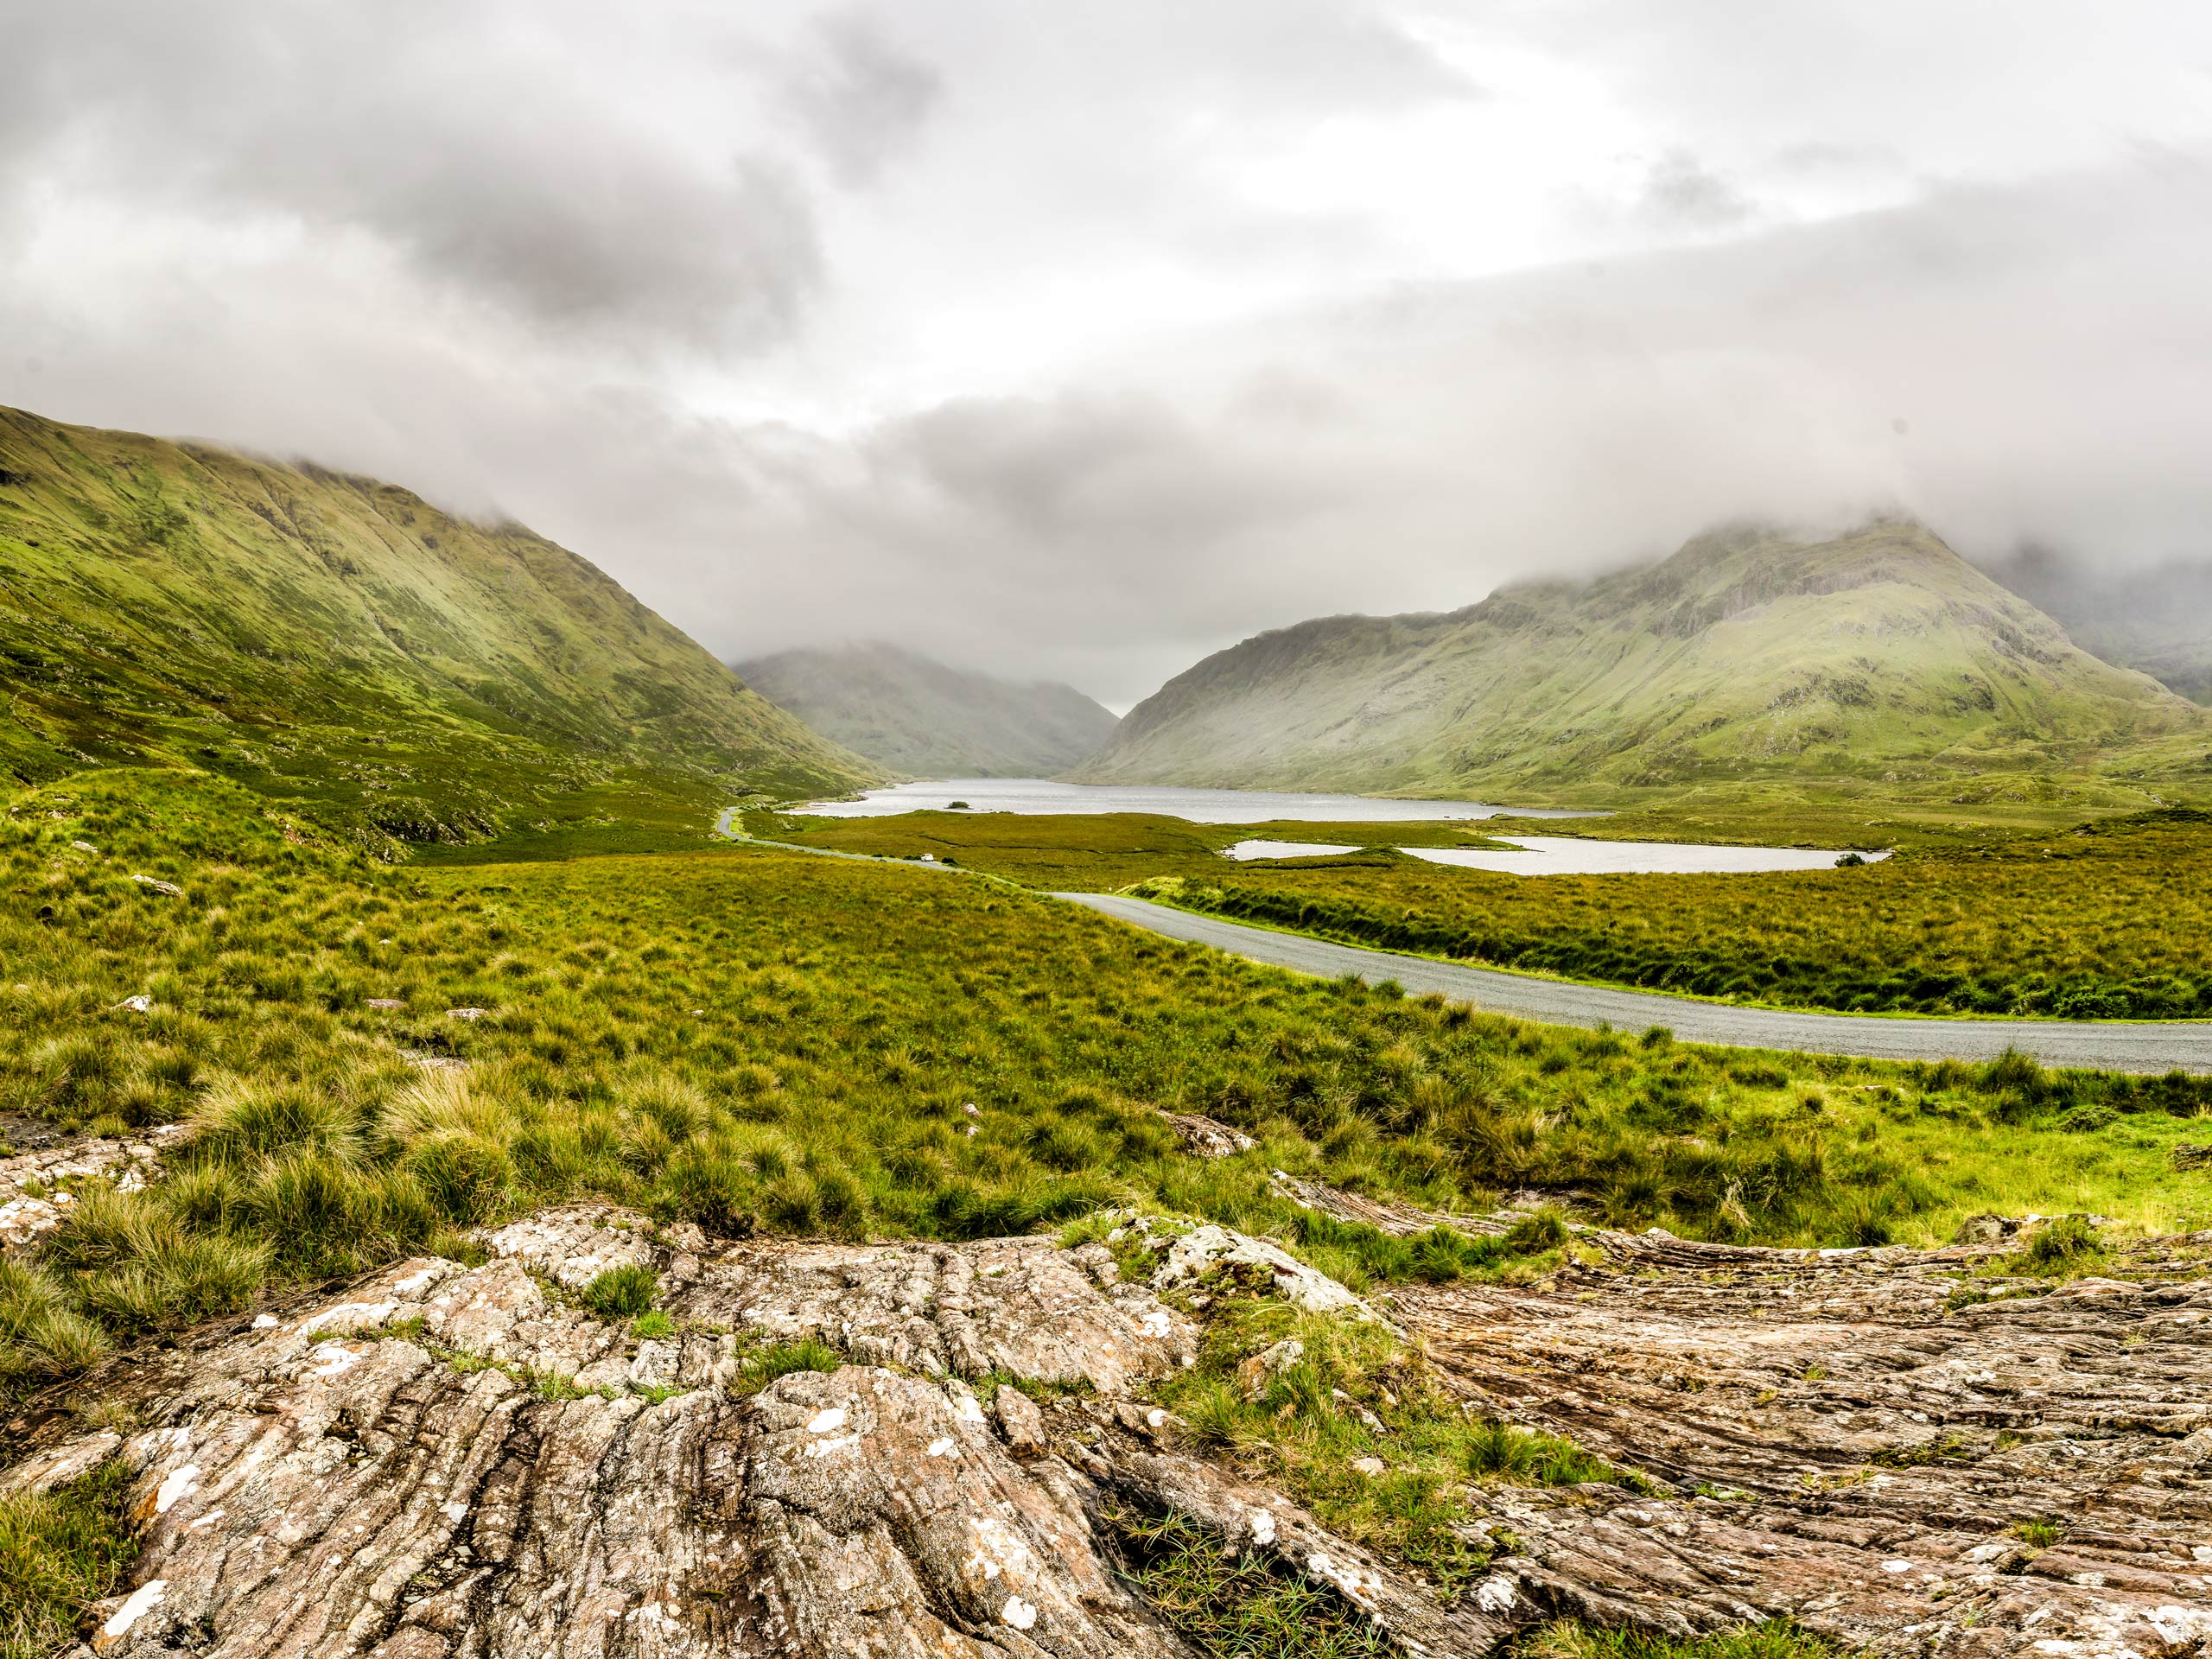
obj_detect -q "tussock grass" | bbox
[738,1338,845,1392]
[4,769,2209,1395]
[580,1264,658,1319]
[1111,1508,1392,1657]
[0,1460,137,1659]
[1519,1619,1849,1659]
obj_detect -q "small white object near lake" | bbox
[794,778,1596,825]
[1224,836,1890,876]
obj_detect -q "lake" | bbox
[793,778,1599,825]
[1225,835,1892,875]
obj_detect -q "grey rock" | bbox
[1151,1224,1379,1319]
[42,1206,1484,1658]
[1160,1111,1255,1157]
[994,1384,1050,1459]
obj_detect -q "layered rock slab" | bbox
[1392,1227,2212,1659]
[37,1208,1489,1657]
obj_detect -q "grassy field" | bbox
[756,804,2212,1020]
[4,765,2211,1655]
[3,767,2211,1403]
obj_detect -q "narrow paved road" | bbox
[1060,892,2212,1075]
[715,810,2212,1072]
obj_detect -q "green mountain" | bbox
[1980,545,2212,706]
[734,641,1119,778]
[0,405,875,842]
[1077,520,2210,802]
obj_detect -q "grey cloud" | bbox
[783,12,944,187]
[0,3,824,353]
[1636,149,1760,231]
[9,156,2211,709]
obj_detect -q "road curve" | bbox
[1058,892,2212,1076]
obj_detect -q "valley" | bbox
[10,13,2212,1655]
[3,410,2210,1659]
[733,642,1120,779]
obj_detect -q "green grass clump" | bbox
[1519,1619,1849,1659]
[2019,1214,2105,1273]
[1461,1419,1622,1486]
[632,1309,677,1339]
[0,1262,110,1383]
[737,1338,845,1392]
[1158,1296,1638,1595]
[1112,1509,1391,1657]
[579,1263,658,1320]
[0,1460,137,1659]
[2011,1517,2065,1549]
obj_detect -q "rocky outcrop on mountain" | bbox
[11,1205,2212,1658]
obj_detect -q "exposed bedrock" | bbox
[26,1207,1500,1656]
[11,1207,2212,1657]
[1389,1228,2212,1659]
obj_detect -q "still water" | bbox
[1225,836,1891,876]
[793,778,1599,825]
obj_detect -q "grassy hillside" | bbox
[1077,521,2211,803]
[0,406,876,844]
[734,640,1118,779]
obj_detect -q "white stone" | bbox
[104,1580,168,1637]
[155,1464,200,1514]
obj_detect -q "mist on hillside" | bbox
[1979,548,2212,705]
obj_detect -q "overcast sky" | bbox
[4,2,2210,706]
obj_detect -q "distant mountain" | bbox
[1980,545,2212,706]
[734,643,1119,779]
[1075,520,2208,799]
[0,405,876,840]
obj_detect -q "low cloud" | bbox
[2,3,2209,706]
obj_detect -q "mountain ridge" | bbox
[1079,520,2209,801]
[0,404,877,841]
[734,640,1118,779]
